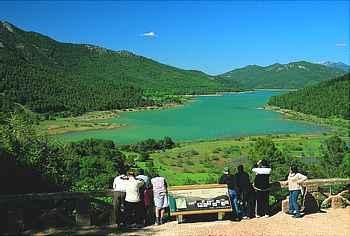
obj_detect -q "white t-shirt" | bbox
[125,178,144,203]
[113,175,127,192]
[252,167,271,175]
[151,177,167,194]
[288,173,307,191]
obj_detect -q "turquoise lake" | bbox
[59,91,325,144]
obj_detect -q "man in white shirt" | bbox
[124,171,144,227]
[136,169,152,225]
[252,160,272,218]
[112,172,128,226]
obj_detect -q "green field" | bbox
[143,133,335,186]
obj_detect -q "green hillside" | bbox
[268,74,350,119]
[0,21,238,115]
[219,61,346,89]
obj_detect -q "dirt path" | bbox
[120,207,350,236]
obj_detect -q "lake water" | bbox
[59,91,325,144]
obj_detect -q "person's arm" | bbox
[137,180,144,188]
[296,173,307,184]
[218,175,224,184]
[164,179,168,194]
[113,177,117,190]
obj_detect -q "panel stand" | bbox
[218,212,224,221]
[176,215,183,224]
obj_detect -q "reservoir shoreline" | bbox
[55,91,330,144]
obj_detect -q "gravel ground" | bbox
[25,207,350,235]
[119,207,350,236]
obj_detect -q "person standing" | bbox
[235,165,253,219]
[252,160,271,218]
[151,174,168,225]
[124,171,144,228]
[286,165,307,218]
[219,167,241,218]
[112,171,128,226]
[136,169,150,188]
[136,169,152,225]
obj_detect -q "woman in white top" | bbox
[286,165,307,218]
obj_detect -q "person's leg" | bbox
[154,193,162,225]
[160,208,165,222]
[288,191,294,214]
[292,190,301,217]
[263,191,269,216]
[229,189,240,217]
[292,191,296,213]
[255,191,262,217]
[233,190,240,216]
[124,201,132,226]
[248,197,255,218]
[241,191,249,218]
[160,194,168,224]
[154,207,161,225]
[135,201,144,226]
[248,191,256,218]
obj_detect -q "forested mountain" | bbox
[322,61,350,72]
[0,21,238,115]
[268,74,350,119]
[219,61,346,89]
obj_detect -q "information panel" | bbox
[168,184,232,214]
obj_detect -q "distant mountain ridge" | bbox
[0,21,239,115]
[321,61,350,72]
[219,61,346,89]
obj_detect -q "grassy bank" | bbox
[264,105,349,137]
[40,96,192,135]
[39,110,123,135]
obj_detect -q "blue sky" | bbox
[1,1,349,75]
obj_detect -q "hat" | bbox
[223,167,229,174]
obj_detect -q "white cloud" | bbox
[335,43,347,47]
[141,31,156,37]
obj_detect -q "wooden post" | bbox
[218,212,224,220]
[75,198,91,226]
[110,192,116,225]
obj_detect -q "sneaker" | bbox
[255,215,261,218]
[263,214,269,218]
[242,216,250,220]
[293,214,302,218]
[155,218,160,225]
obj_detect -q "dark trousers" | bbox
[113,191,126,225]
[125,201,144,225]
[240,191,256,218]
[256,190,269,216]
